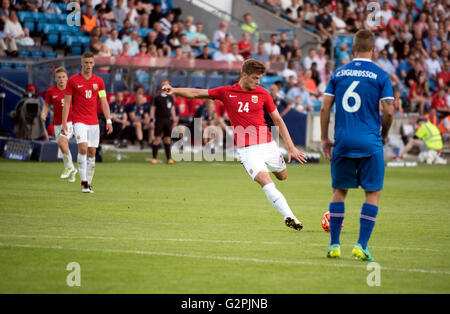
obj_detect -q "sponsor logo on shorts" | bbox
[249,169,253,175]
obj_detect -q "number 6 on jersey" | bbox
[342,81,361,113]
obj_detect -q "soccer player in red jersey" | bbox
[162,59,307,230]
[62,52,113,193]
[41,67,78,182]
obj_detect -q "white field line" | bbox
[0,234,446,253]
[0,241,449,276]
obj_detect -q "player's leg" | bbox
[74,123,89,191]
[327,155,357,258]
[163,121,174,164]
[58,134,77,182]
[133,121,144,149]
[85,125,100,192]
[352,152,384,261]
[258,141,302,230]
[152,121,163,164]
[399,138,422,158]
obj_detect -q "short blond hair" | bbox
[55,66,67,74]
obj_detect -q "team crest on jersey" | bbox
[355,62,361,66]
[251,95,258,103]
[93,83,98,90]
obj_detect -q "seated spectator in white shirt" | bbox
[303,47,318,70]
[375,29,389,52]
[4,10,34,46]
[377,49,396,75]
[213,20,234,48]
[425,50,442,79]
[280,60,298,82]
[229,43,244,62]
[105,29,123,56]
[213,42,234,62]
[263,33,281,56]
[121,29,140,56]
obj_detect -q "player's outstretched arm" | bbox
[269,109,307,164]
[381,98,394,145]
[320,94,334,160]
[162,84,210,99]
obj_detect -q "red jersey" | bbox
[65,73,106,125]
[174,97,191,117]
[208,83,276,147]
[45,85,72,125]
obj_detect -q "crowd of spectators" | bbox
[1,0,450,145]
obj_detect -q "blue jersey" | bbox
[324,58,394,158]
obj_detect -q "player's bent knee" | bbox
[274,170,287,181]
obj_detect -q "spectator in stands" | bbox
[174,94,192,127]
[241,13,258,36]
[148,3,163,28]
[280,59,298,83]
[285,0,302,25]
[315,3,335,49]
[213,20,234,49]
[166,23,181,49]
[332,3,347,34]
[190,22,210,50]
[237,31,252,60]
[408,71,431,115]
[134,0,152,29]
[105,28,123,56]
[196,44,212,60]
[179,33,192,58]
[286,80,312,110]
[184,15,196,33]
[375,29,389,52]
[4,10,33,46]
[81,5,97,33]
[125,0,140,27]
[0,0,11,30]
[160,10,175,37]
[431,88,449,119]
[436,59,449,89]
[110,91,130,147]
[120,41,131,57]
[425,49,442,81]
[251,42,269,62]
[279,32,293,60]
[335,41,350,67]
[290,47,303,71]
[119,19,132,38]
[0,34,17,57]
[377,49,396,76]
[24,0,39,12]
[270,83,291,118]
[95,0,114,21]
[423,30,440,53]
[387,9,403,36]
[122,29,140,56]
[172,45,185,60]
[264,33,281,57]
[113,0,127,27]
[378,1,392,27]
[229,43,244,62]
[88,26,103,55]
[303,47,317,70]
[213,42,233,62]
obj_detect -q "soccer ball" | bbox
[321,211,344,232]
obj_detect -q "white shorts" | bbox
[74,123,100,148]
[54,122,73,140]
[237,141,286,180]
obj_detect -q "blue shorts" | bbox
[331,151,385,191]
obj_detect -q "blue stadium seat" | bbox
[209,74,223,89]
[171,74,187,87]
[0,63,12,69]
[260,76,283,87]
[190,74,206,89]
[24,21,35,33]
[44,51,58,58]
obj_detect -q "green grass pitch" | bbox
[0,153,449,293]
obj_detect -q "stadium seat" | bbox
[171,74,187,87]
[209,74,223,89]
[190,74,206,89]
[24,21,35,33]
[44,51,58,58]
[260,76,283,87]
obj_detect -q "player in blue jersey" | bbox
[320,30,395,261]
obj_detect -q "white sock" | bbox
[77,153,87,182]
[87,157,95,185]
[63,152,74,170]
[262,182,295,218]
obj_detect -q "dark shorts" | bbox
[155,119,172,137]
[331,151,385,191]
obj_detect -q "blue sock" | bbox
[358,203,379,250]
[329,202,345,246]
